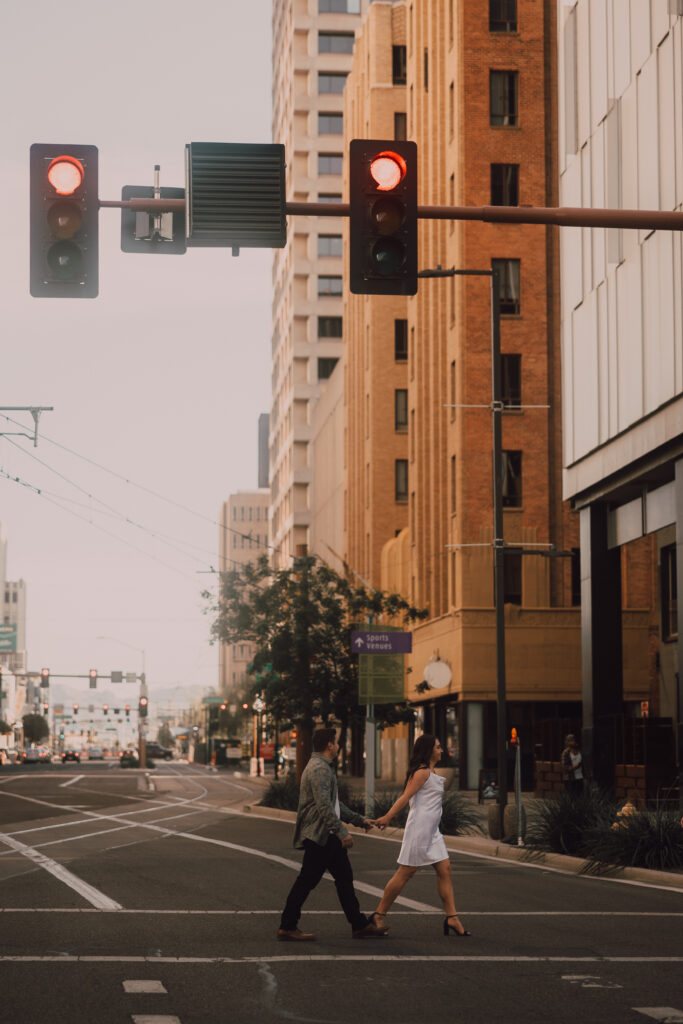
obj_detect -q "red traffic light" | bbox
[369,151,406,192]
[73,703,79,713]
[47,156,84,196]
[30,143,99,298]
[349,139,417,295]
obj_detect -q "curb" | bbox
[243,803,683,891]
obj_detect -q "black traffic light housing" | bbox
[30,143,99,298]
[349,139,418,296]
[89,669,98,689]
[40,667,50,686]
[139,696,148,718]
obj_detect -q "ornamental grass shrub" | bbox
[525,786,616,858]
[439,791,485,836]
[259,772,300,810]
[584,806,683,874]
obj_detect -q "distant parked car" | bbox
[61,748,80,763]
[38,746,52,763]
[87,746,104,760]
[23,747,43,764]
[144,742,173,762]
[119,747,139,768]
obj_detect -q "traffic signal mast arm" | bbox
[100,197,683,232]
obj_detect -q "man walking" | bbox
[277,727,388,942]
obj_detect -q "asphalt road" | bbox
[0,761,682,1024]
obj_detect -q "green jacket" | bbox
[293,753,365,849]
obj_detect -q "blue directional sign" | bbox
[351,630,412,654]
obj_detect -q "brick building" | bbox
[343,0,653,788]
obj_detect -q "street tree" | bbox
[22,713,49,745]
[203,553,427,775]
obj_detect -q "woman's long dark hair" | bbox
[404,733,437,789]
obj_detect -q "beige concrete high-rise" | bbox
[218,490,270,695]
[270,0,368,567]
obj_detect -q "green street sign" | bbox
[358,653,405,704]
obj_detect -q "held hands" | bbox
[370,815,392,830]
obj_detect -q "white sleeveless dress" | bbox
[397,771,448,866]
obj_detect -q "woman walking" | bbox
[371,734,471,937]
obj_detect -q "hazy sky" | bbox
[1,1,273,713]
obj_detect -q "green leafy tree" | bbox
[22,713,49,745]
[156,722,174,747]
[203,554,427,774]
[0,720,12,736]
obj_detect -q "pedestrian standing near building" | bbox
[277,727,388,942]
[561,733,584,796]
[370,734,471,938]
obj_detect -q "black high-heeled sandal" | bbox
[443,915,471,937]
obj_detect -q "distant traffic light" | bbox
[73,703,79,714]
[139,695,148,718]
[89,669,98,688]
[30,143,99,298]
[349,139,418,295]
[41,667,50,686]
[125,704,131,717]
[42,702,49,716]
[103,704,109,716]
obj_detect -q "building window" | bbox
[318,72,348,94]
[319,192,342,203]
[318,153,343,175]
[501,450,522,507]
[491,164,519,205]
[492,258,520,314]
[318,315,342,337]
[490,70,518,126]
[501,354,521,408]
[503,550,522,604]
[450,455,456,513]
[395,459,409,501]
[318,275,342,296]
[394,319,408,360]
[490,0,517,32]
[318,234,343,257]
[395,389,408,431]
[661,544,678,641]
[392,45,407,84]
[394,112,407,141]
[318,31,354,53]
[450,360,456,420]
[319,112,343,134]
[318,357,339,380]
[319,0,360,11]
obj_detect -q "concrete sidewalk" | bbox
[242,771,683,893]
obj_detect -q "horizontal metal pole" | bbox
[99,198,683,232]
[418,203,683,231]
[99,198,186,211]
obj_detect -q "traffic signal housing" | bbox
[40,667,50,686]
[349,139,418,296]
[89,669,98,689]
[139,696,148,718]
[30,143,99,298]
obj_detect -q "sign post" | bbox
[352,630,412,816]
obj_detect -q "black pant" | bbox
[280,836,368,932]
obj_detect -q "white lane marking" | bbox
[0,788,435,912]
[1,908,681,916]
[562,974,622,989]
[0,955,682,964]
[633,1011,683,1023]
[123,980,168,993]
[0,831,121,910]
[59,775,83,788]
[132,1017,181,1024]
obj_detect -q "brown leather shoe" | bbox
[352,918,389,939]
[277,928,316,942]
